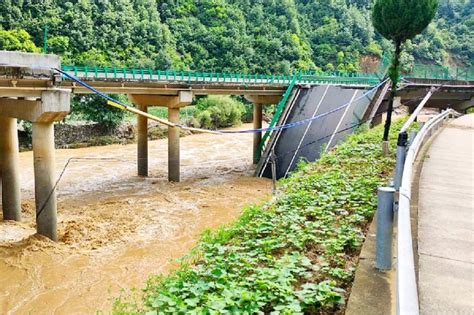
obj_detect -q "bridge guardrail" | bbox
[61,65,381,86]
[397,108,456,315]
[375,108,457,315]
[61,64,473,87]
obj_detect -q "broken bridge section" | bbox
[256,84,378,179]
[0,51,71,241]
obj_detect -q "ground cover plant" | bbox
[113,119,406,314]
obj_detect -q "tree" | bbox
[372,0,438,141]
[0,29,40,52]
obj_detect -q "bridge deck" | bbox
[417,114,474,314]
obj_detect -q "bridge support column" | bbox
[253,103,263,164]
[128,92,192,182]
[137,105,148,177]
[0,116,21,221]
[168,107,180,182]
[32,122,57,241]
[245,95,282,164]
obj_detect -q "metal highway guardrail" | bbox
[375,107,457,315]
[396,108,456,314]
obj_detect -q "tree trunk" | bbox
[382,41,402,141]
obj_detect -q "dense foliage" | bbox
[1,1,470,127]
[70,94,127,127]
[191,96,246,130]
[0,0,472,72]
[112,119,407,314]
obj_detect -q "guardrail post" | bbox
[375,186,395,270]
[394,131,408,190]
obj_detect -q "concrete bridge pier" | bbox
[129,91,192,182]
[168,107,180,182]
[0,116,21,221]
[136,105,148,176]
[252,103,263,164]
[0,89,70,240]
[245,95,281,164]
[33,122,57,240]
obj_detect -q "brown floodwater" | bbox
[0,123,272,314]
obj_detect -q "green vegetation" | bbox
[113,119,406,314]
[69,95,127,128]
[372,0,438,141]
[191,96,246,130]
[0,29,39,52]
[1,1,471,128]
[0,1,471,71]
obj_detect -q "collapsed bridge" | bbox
[0,50,473,240]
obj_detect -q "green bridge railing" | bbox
[61,65,382,86]
[61,60,472,162]
[61,63,473,88]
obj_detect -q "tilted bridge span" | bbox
[0,51,473,240]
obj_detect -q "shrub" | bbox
[70,95,126,128]
[192,96,245,129]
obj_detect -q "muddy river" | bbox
[0,123,272,314]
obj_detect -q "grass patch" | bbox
[113,119,407,314]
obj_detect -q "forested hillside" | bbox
[0,0,472,73]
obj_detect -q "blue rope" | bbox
[56,68,386,135]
